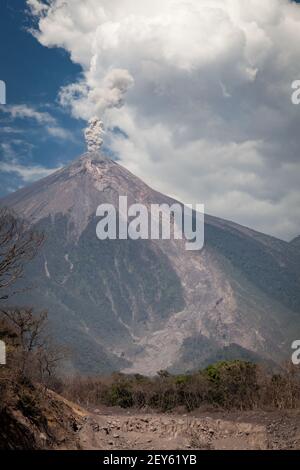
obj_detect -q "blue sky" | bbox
[0,0,85,196]
[1,0,300,240]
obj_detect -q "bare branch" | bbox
[0,207,44,298]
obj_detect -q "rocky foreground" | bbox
[77,407,300,450]
[1,386,299,450]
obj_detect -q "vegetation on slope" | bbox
[59,360,300,413]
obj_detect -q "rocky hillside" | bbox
[0,385,84,450]
[1,151,300,374]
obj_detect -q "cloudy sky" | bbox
[1,0,300,241]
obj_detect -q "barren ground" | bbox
[74,406,300,450]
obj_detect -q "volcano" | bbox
[1,151,300,374]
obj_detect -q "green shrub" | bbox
[103,383,134,408]
[58,360,300,412]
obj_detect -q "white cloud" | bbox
[46,126,75,140]
[0,161,61,183]
[0,126,24,134]
[1,104,74,141]
[1,104,56,125]
[27,0,300,240]
[0,141,62,184]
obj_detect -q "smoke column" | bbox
[84,117,105,152]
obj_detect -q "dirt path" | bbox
[76,408,300,450]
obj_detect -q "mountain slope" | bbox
[1,152,300,374]
[290,235,300,251]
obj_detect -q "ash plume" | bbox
[84,117,105,152]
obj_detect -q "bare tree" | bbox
[0,207,44,299]
[0,308,67,385]
[0,307,47,375]
[0,209,66,394]
[36,337,68,387]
